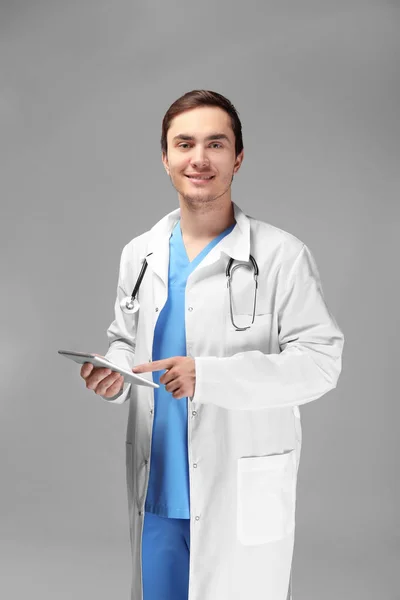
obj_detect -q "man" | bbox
[81,89,344,600]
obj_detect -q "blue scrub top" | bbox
[144,218,236,519]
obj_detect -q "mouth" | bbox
[185,175,215,184]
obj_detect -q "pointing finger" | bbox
[133,359,171,373]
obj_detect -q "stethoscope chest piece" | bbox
[119,255,151,314]
[120,296,140,314]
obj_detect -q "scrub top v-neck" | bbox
[144,218,236,519]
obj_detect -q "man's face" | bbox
[162,106,244,206]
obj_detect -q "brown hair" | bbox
[160,90,243,158]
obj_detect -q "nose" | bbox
[190,146,210,167]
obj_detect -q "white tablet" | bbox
[58,350,159,389]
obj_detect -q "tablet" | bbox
[58,350,159,389]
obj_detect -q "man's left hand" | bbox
[132,356,196,400]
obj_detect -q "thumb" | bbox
[81,362,94,378]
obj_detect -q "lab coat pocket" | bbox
[227,312,273,355]
[237,449,296,545]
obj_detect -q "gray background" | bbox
[1,1,398,598]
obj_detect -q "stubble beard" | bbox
[170,172,235,209]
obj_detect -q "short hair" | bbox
[160,89,243,158]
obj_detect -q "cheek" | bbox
[173,163,191,178]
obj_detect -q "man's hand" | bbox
[80,354,125,398]
[133,356,196,399]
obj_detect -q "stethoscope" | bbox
[120,253,259,331]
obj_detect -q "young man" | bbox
[81,90,344,600]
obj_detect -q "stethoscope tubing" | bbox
[122,253,259,330]
[226,255,258,278]
[131,254,151,300]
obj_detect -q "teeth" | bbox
[189,176,212,180]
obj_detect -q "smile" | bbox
[186,175,215,183]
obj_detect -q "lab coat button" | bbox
[192,410,197,416]
[144,460,148,465]
[195,516,200,521]
[139,510,142,516]
[155,307,159,312]
[188,307,193,311]
[193,463,197,468]
[150,409,153,415]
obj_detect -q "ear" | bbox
[161,151,169,174]
[233,149,244,174]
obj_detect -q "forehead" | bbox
[168,106,232,139]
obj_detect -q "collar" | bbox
[144,201,251,263]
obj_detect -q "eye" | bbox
[178,143,223,149]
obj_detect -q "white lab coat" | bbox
[104,201,344,600]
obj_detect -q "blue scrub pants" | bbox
[142,511,190,600]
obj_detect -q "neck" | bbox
[179,200,236,241]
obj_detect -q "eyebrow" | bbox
[172,133,231,144]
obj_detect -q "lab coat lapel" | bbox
[144,201,252,288]
[187,201,252,270]
[144,207,179,289]
[144,234,170,289]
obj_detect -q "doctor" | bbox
[80,89,344,600]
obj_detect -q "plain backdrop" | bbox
[1,1,398,599]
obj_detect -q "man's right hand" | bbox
[80,354,125,398]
